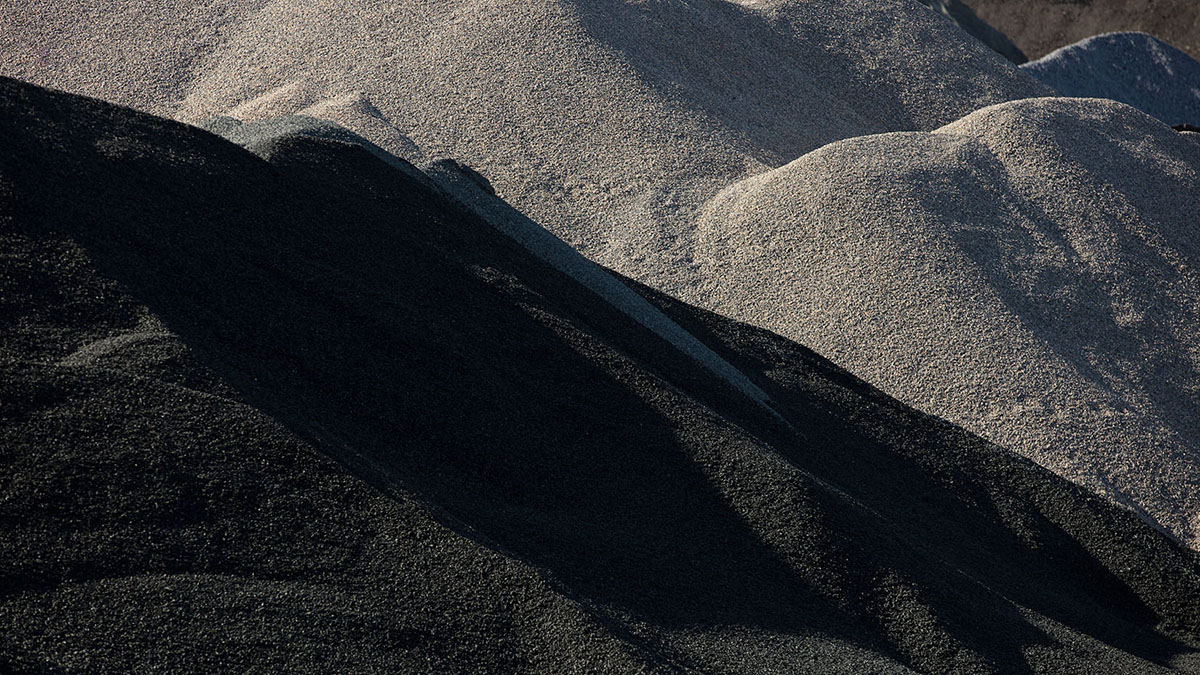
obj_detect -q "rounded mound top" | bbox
[1021,32,1200,126]
[696,95,1200,546]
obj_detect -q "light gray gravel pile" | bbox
[1021,32,1200,126]
[0,0,1048,290]
[696,96,1200,545]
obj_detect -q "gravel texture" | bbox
[1021,32,1200,126]
[3,1,1200,669]
[696,96,1200,548]
[4,75,1200,675]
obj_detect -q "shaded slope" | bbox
[201,113,775,410]
[0,363,654,674]
[4,78,1200,673]
[1022,33,1200,127]
[697,96,1200,549]
[963,0,1200,62]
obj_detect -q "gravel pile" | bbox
[696,96,1200,546]
[0,0,1047,289]
[5,75,1200,674]
[1022,32,1200,126]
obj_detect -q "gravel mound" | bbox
[5,76,1200,674]
[0,0,1048,291]
[1022,32,1200,126]
[697,96,1200,547]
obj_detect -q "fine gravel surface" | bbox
[917,0,1027,63]
[962,0,1200,62]
[5,76,1200,674]
[1021,33,1200,127]
[697,96,1200,549]
[0,0,1049,291]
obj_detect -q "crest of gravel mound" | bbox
[200,114,434,186]
[962,0,1200,62]
[298,92,425,163]
[697,96,1200,547]
[0,0,1049,293]
[1022,33,1200,127]
[6,77,1200,674]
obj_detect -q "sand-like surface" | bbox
[0,0,1048,290]
[697,96,1200,545]
[1021,32,1200,126]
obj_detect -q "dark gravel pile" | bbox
[3,77,1200,674]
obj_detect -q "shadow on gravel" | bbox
[4,76,1200,673]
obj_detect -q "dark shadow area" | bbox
[4,76,1200,672]
[0,76,899,663]
[622,273,1200,667]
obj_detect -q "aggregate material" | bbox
[697,96,1200,547]
[4,74,1200,675]
[1022,32,1200,126]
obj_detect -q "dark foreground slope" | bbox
[2,77,1200,674]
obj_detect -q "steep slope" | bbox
[4,77,1200,674]
[697,96,1200,549]
[963,0,1200,62]
[0,0,1049,293]
[1020,33,1200,127]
